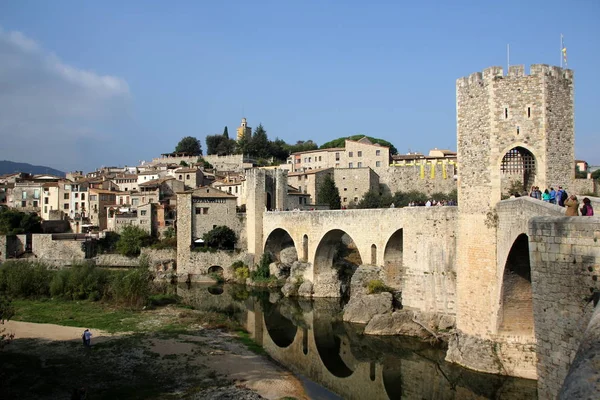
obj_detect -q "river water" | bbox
[178,283,537,400]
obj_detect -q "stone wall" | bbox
[529,216,600,399]
[31,234,86,266]
[559,303,600,399]
[177,249,253,281]
[375,163,457,196]
[572,178,598,196]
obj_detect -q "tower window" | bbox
[517,126,520,135]
[527,107,531,118]
[505,108,508,119]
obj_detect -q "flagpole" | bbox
[560,34,563,68]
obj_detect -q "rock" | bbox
[281,281,298,297]
[297,281,313,297]
[269,291,282,304]
[350,265,385,297]
[279,246,298,266]
[191,386,264,399]
[290,261,309,276]
[269,262,281,278]
[343,292,393,324]
[364,310,456,338]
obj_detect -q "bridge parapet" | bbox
[529,216,600,398]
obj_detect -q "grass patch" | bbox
[236,330,267,355]
[11,299,143,333]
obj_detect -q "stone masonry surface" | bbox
[529,216,600,399]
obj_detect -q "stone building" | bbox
[287,168,333,205]
[287,137,390,172]
[451,64,574,373]
[334,167,379,207]
[178,186,240,243]
[89,188,117,230]
[111,173,139,192]
[172,167,204,189]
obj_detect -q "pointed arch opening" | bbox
[314,229,363,298]
[498,233,534,335]
[371,244,377,265]
[383,229,404,289]
[264,228,298,278]
[500,146,536,195]
[302,234,308,262]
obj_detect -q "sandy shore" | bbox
[2,319,307,400]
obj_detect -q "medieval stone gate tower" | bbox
[453,64,574,368]
[246,168,288,257]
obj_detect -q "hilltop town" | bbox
[0,124,464,237]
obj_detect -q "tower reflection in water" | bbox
[180,284,537,400]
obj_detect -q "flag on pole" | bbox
[561,34,568,67]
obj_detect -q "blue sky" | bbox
[1,0,598,172]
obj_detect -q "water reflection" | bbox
[179,284,537,400]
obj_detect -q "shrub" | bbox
[0,261,52,298]
[163,227,176,239]
[150,237,177,250]
[251,253,271,281]
[108,266,151,308]
[49,264,111,301]
[231,261,249,282]
[367,279,395,294]
[96,232,120,254]
[117,225,153,257]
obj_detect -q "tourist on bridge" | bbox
[564,195,579,216]
[542,189,551,202]
[557,186,568,206]
[580,198,594,216]
[549,187,557,204]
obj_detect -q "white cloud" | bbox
[0,26,131,171]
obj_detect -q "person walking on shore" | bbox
[82,329,92,347]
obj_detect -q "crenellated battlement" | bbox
[457,64,573,87]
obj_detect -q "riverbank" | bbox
[0,303,307,400]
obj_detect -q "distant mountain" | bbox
[0,160,65,177]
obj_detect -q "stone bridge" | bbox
[258,197,600,397]
[261,206,458,312]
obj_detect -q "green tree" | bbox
[0,208,42,235]
[391,190,428,207]
[223,126,229,138]
[592,169,600,180]
[248,124,269,158]
[116,225,153,257]
[202,226,237,250]
[175,136,202,155]
[320,135,398,155]
[236,130,252,155]
[317,175,341,209]
[356,189,382,209]
[287,140,318,154]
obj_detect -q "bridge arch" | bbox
[383,229,404,289]
[313,229,363,297]
[498,144,537,195]
[498,233,534,335]
[264,228,298,266]
[263,302,298,348]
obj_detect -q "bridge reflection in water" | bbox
[179,284,537,400]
